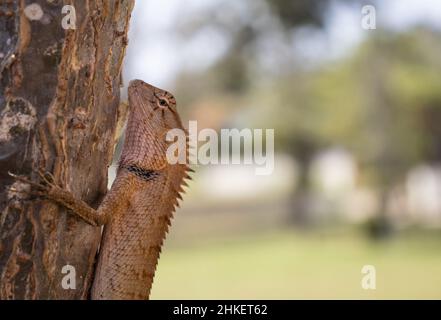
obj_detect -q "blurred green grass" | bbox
[151,229,441,299]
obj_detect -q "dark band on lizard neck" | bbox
[123,165,159,181]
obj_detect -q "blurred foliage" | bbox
[266,0,328,29]
[249,28,441,229]
[176,0,370,95]
[255,28,441,185]
[172,0,441,227]
[176,0,353,96]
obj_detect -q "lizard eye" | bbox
[158,98,169,108]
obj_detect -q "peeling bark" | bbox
[0,0,134,299]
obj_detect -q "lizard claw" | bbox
[9,171,45,190]
[37,169,56,185]
[8,170,56,194]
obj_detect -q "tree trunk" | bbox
[287,136,317,227]
[0,0,134,299]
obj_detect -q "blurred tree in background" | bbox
[172,0,441,234]
[257,28,441,233]
[175,0,345,225]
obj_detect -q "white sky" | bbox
[123,0,441,89]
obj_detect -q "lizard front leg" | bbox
[10,171,110,227]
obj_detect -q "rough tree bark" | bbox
[0,0,134,299]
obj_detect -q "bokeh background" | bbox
[120,0,441,299]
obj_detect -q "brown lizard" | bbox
[11,80,191,299]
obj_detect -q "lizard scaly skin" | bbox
[14,80,191,299]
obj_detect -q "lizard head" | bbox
[120,80,187,171]
[128,79,183,129]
